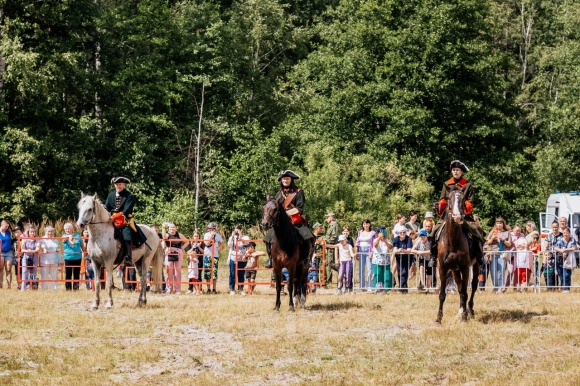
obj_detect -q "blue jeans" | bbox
[490,254,506,290]
[307,270,319,293]
[229,260,246,291]
[562,268,572,290]
[86,267,94,289]
[358,247,371,289]
[556,264,564,289]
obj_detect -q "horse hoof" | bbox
[90,303,98,311]
[273,306,280,311]
[137,300,146,308]
[434,320,442,326]
[105,302,113,309]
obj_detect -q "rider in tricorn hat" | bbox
[104,177,138,266]
[263,170,315,269]
[429,161,485,267]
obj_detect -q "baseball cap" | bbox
[419,229,428,237]
[425,212,434,218]
[338,234,346,241]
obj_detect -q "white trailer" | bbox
[539,191,580,235]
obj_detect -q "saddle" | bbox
[434,221,474,245]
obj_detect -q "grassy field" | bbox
[1,279,580,385]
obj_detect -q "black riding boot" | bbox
[429,243,437,268]
[264,242,272,269]
[473,240,485,266]
[124,240,133,266]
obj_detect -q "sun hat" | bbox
[425,211,434,218]
[338,234,346,241]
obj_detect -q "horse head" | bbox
[261,199,279,231]
[76,193,101,229]
[447,187,465,225]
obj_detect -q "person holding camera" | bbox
[227,225,249,295]
[203,222,223,294]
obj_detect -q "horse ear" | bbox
[93,193,99,200]
[81,192,86,198]
[266,194,271,201]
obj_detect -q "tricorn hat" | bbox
[449,160,469,173]
[111,176,131,184]
[277,170,300,181]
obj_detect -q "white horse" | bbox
[76,193,163,310]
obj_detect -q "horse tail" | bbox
[151,244,164,292]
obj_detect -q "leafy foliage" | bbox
[0,0,579,233]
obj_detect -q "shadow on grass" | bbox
[308,301,363,311]
[478,309,548,324]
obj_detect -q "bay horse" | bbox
[435,188,480,323]
[76,193,164,310]
[261,199,311,312]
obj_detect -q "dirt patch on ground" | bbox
[109,325,242,382]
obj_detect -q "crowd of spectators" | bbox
[0,214,579,295]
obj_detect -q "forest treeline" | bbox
[0,0,578,233]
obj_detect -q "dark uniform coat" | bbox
[105,189,135,242]
[263,188,314,243]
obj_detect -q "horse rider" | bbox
[264,170,315,269]
[104,177,136,266]
[429,160,485,267]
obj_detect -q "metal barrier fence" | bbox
[8,235,580,294]
[13,236,216,292]
[233,239,327,294]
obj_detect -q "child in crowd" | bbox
[411,229,431,291]
[542,251,556,291]
[528,231,541,287]
[372,230,391,293]
[242,242,266,295]
[335,234,355,295]
[514,238,533,291]
[187,249,200,295]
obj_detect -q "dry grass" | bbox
[1,280,580,385]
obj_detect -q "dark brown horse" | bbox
[261,199,310,312]
[435,188,480,323]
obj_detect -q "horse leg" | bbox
[293,264,301,308]
[274,267,282,311]
[288,264,295,312]
[105,261,114,309]
[451,270,464,318]
[455,268,469,322]
[137,257,148,307]
[468,262,479,318]
[91,262,101,310]
[436,265,447,324]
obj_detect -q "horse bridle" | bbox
[80,198,109,226]
[263,200,280,227]
[447,190,465,218]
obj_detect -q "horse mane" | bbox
[273,200,298,258]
